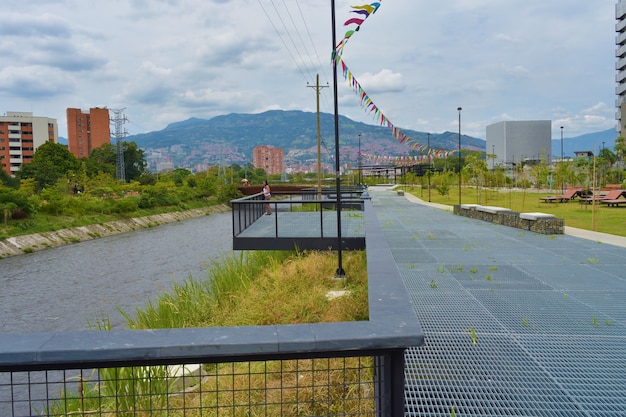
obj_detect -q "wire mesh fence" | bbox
[2,356,376,416]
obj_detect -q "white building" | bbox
[0,111,58,176]
[485,120,552,168]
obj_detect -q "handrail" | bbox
[0,199,424,416]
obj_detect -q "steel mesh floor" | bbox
[369,188,626,416]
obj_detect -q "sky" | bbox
[0,0,620,142]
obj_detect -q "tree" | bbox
[16,142,81,191]
[86,141,147,182]
[123,142,148,181]
[615,136,625,164]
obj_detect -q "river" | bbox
[0,212,233,333]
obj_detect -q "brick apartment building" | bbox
[253,145,284,176]
[0,111,58,176]
[66,107,111,158]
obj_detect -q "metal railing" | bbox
[0,199,424,416]
[231,187,366,238]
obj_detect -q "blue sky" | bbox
[0,0,619,141]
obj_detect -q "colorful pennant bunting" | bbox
[333,1,455,156]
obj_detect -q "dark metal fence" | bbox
[231,188,367,251]
[0,199,423,416]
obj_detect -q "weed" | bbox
[588,258,599,264]
[522,317,528,327]
[22,247,34,253]
[437,265,446,274]
[470,267,479,274]
[486,275,492,281]
[593,315,598,326]
[489,266,499,271]
[466,327,477,346]
[430,279,438,289]
[408,263,415,269]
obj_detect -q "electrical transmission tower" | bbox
[110,109,128,182]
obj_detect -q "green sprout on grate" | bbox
[466,327,477,346]
[430,279,438,288]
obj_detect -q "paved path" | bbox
[368,186,626,416]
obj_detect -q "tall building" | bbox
[486,120,552,168]
[253,146,284,175]
[617,1,626,136]
[0,111,58,176]
[66,107,111,158]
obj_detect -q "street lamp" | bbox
[427,133,431,202]
[457,107,462,206]
[560,126,564,193]
[358,133,362,185]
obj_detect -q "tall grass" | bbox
[49,250,370,416]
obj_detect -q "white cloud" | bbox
[0,0,619,141]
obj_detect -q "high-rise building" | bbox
[66,107,111,158]
[253,146,284,175]
[617,1,626,136]
[0,111,58,176]
[486,120,552,167]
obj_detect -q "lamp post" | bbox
[331,0,344,277]
[492,144,495,175]
[457,107,462,206]
[427,133,431,202]
[560,126,564,194]
[358,133,362,185]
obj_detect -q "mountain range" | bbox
[59,110,620,170]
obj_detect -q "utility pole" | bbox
[110,109,128,182]
[307,74,329,199]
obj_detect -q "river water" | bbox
[0,212,233,333]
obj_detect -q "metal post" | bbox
[560,126,564,194]
[331,0,344,277]
[427,133,431,202]
[358,133,362,185]
[457,107,462,206]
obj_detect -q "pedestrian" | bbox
[262,180,272,215]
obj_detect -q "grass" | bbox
[50,250,371,416]
[410,186,626,237]
[0,199,221,240]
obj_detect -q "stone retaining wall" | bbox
[454,205,564,235]
[0,205,230,258]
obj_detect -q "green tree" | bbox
[86,141,147,182]
[16,142,81,191]
[123,142,147,181]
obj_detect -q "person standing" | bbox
[262,180,272,215]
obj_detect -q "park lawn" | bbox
[409,186,626,238]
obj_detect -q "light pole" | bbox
[560,126,564,193]
[358,133,362,185]
[492,144,495,175]
[427,133,431,202]
[457,107,462,206]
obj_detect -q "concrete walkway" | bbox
[368,185,626,417]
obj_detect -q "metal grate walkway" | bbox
[368,187,626,416]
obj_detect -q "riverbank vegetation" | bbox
[52,250,370,416]
[0,142,255,240]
